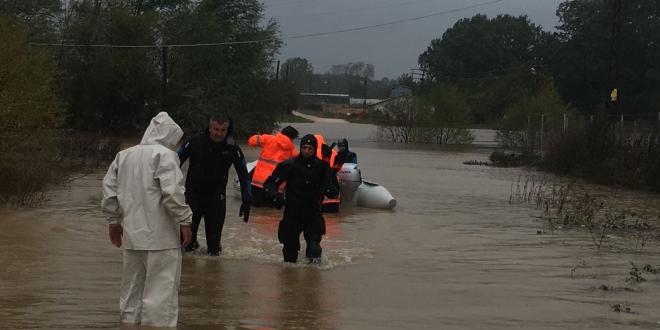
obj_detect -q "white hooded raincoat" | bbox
[101,112,192,328]
[102,112,192,250]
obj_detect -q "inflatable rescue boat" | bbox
[238,161,396,211]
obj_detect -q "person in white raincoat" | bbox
[102,112,193,328]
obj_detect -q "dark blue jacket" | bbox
[178,131,250,202]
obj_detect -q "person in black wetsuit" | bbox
[178,114,251,256]
[333,138,358,168]
[264,134,338,263]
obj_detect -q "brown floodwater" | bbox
[1,122,660,329]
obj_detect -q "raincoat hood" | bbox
[140,112,184,149]
[338,138,349,149]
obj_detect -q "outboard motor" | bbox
[336,163,361,205]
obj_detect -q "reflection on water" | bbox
[2,123,660,329]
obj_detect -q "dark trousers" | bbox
[278,208,326,262]
[187,193,226,255]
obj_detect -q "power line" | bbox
[273,0,448,18]
[28,0,505,48]
[285,0,504,39]
[267,0,320,7]
[28,39,272,48]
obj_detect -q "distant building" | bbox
[300,93,350,108]
[350,97,383,107]
[391,85,412,98]
[368,95,412,113]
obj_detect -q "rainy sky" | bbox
[261,0,563,79]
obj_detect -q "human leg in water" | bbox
[303,213,326,264]
[278,218,303,262]
[204,194,226,256]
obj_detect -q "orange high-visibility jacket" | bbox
[314,134,341,206]
[248,132,298,188]
[314,134,338,165]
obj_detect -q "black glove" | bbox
[325,186,339,199]
[272,192,285,210]
[239,202,250,223]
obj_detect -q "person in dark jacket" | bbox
[264,134,338,263]
[333,138,358,168]
[178,114,251,256]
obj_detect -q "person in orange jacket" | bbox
[248,126,299,206]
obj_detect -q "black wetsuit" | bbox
[178,132,250,255]
[333,139,358,168]
[264,153,337,262]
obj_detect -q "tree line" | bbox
[2,0,660,199]
[374,0,659,147]
[2,0,290,136]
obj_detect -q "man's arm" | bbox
[320,162,339,199]
[264,159,293,196]
[101,154,123,247]
[231,145,252,222]
[248,134,271,147]
[177,137,192,165]
[154,151,193,226]
[232,145,252,201]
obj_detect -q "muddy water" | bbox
[1,122,660,329]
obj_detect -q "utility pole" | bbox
[363,77,368,110]
[275,60,280,81]
[607,0,622,112]
[161,46,168,110]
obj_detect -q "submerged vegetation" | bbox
[510,174,660,299]
[509,174,659,254]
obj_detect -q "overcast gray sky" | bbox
[261,0,563,79]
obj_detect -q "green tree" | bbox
[553,0,660,114]
[0,0,61,41]
[0,18,64,202]
[165,0,282,136]
[0,18,63,147]
[497,83,571,153]
[56,0,283,136]
[418,14,550,124]
[418,85,473,144]
[59,0,164,134]
[419,14,545,83]
[376,97,417,143]
[281,57,313,92]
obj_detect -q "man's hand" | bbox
[272,192,285,210]
[180,225,192,248]
[325,186,339,199]
[108,223,123,248]
[239,202,250,223]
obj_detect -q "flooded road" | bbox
[1,122,660,329]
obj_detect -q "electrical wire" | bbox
[28,0,505,48]
[286,0,503,39]
[272,0,448,18]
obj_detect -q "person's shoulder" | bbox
[281,157,296,166]
[182,133,204,146]
[150,144,177,155]
[224,137,242,150]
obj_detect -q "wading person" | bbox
[178,114,251,256]
[102,112,193,328]
[247,125,299,206]
[264,134,338,263]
